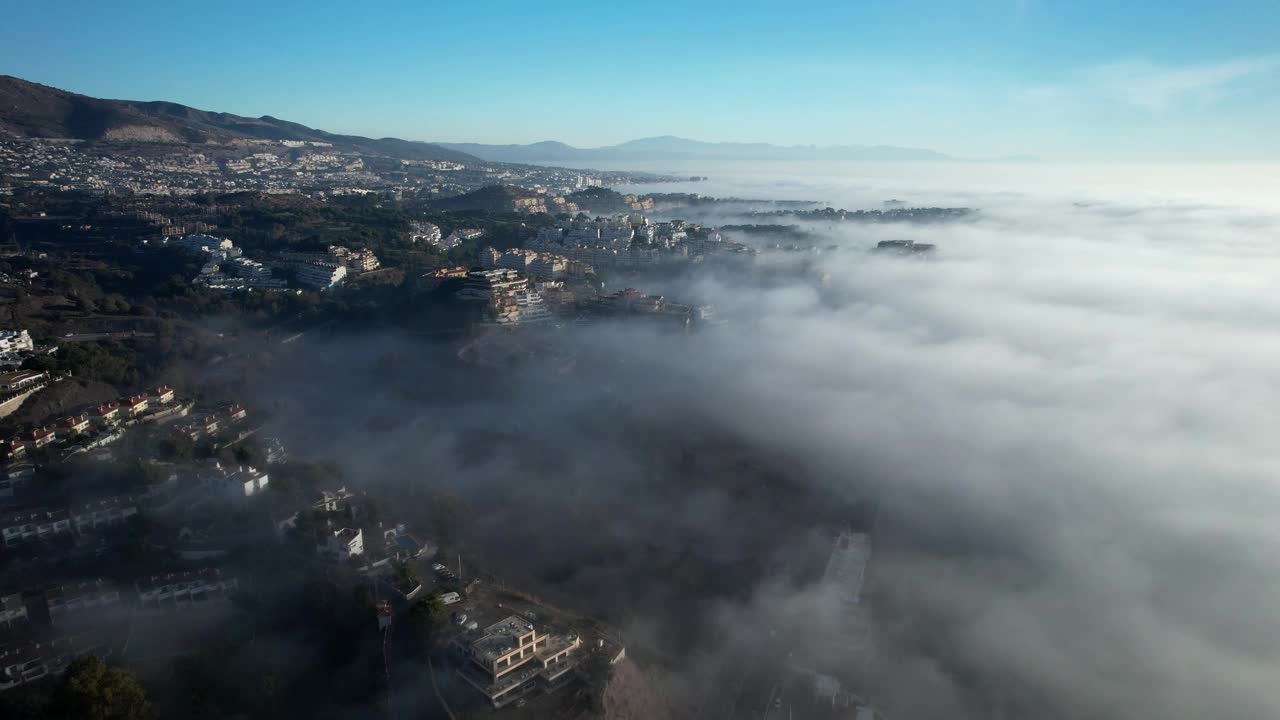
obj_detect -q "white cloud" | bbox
[1025,55,1280,113]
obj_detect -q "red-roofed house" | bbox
[0,440,26,460]
[225,404,247,422]
[19,427,55,449]
[201,416,220,435]
[94,403,120,424]
[150,386,175,404]
[56,415,89,437]
[124,396,149,416]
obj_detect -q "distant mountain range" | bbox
[0,75,978,168]
[0,75,477,163]
[438,135,955,164]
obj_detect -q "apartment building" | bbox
[0,635,103,692]
[135,568,239,610]
[0,330,33,354]
[0,508,71,547]
[45,580,124,626]
[457,269,527,302]
[56,415,89,437]
[69,496,138,534]
[0,592,28,627]
[295,261,347,289]
[0,370,46,392]
[458,615,581,708]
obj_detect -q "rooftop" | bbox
[472,615,535,661]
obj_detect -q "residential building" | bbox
[445,228,485,247]
[329,246,380,272]
[0,330,33,354]
[69,496,138,534]
[0,592,28,627]
[0,635,103,692]
[172,234,233,255]
[313,486,355,513]
[56,415,89,437]
[124,395,149,416]
[1,508,72,547]
[18,427,55,449]
[325,527,363,560]
[45,580,123,625]
[410,222,443,245]
[491,290,555,325]
[93,402,120,424]
[206,462,268,497]
[295,261,347,289]
[0,440,26,461]
[457,615,581,708]
[422,266,469,290]
[224,404,247,422]
[175,413,223,441]
[0,463,33,499]
[0,370,46,392]
[457,269,527,302]
[135,568,239,610]
[150,386,175,404]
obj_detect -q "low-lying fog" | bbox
[261,163,1280,719]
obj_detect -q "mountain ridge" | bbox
[0,75,478,163]
[439,135,955,164]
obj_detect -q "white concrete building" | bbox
[325,527,364,560]
[295,262,347,289]
[1,508,72,547]
[0,330,33,354]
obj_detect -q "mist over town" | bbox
[3,2,1280,719]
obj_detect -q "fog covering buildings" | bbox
[220,162,1280,720]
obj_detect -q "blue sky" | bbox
[3,0,1279,159]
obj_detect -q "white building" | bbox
[325,527,364,560]
[457,615,581,708]
[225,465,269,497]
[1,508,72,547]
[172,234,233,255]
[0,330,33,354]
[410,222,443,245]
[295,262,347,289]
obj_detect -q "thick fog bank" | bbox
[261,167,1280,719]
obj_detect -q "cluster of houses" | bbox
[524,214,755,271]
[1,385,179,460]
[0,568,238,691]
[174,404,247,442]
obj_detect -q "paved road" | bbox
[61,330,156,342]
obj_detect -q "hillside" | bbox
[428,184,547,212]
[0,75,477,162]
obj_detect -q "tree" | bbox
[45,656,156,720]
[408,596,448,654]
[394,561,418,591]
